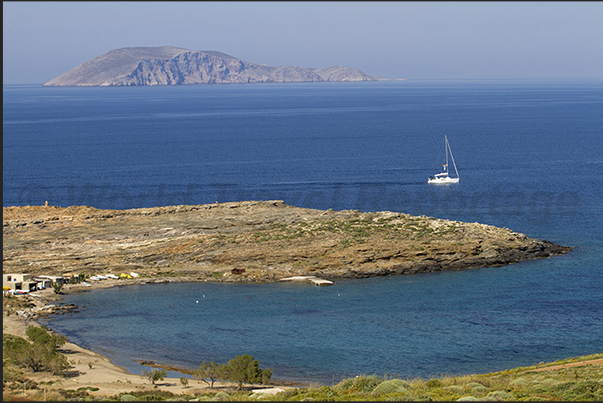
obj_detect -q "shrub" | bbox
[193,360,220,388]
[444,385,466,394]
[558,380,600,401]
[487,390,515,400]
[541,377,560,386]
[142,368,167,384]
[214,391,230,400]
[121,394,140,401]
[334,375,383,393]
[355,375,384,393]
[372,379,412,396]
[218,354,272,390]
[52,282,63,294]
[388,378,413,390]
[425,378,444,388]
[2,367,24,383]
[3,326,68,374]
[129,390,175,400]
[510,377,529,386]
[471,385,489,393]
[334,377,357,391]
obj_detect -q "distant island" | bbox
[43,46,391,87]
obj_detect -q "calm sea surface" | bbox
[3,80,603,384]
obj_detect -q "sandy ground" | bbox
[528,358,603,372]
[3,285,291,400]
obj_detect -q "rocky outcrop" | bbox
[3,201,571,282]
[43,46,385,87]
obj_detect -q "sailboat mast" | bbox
[444,135,449,173]
[447,136,459,178]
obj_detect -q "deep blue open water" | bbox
[3,80,602,384]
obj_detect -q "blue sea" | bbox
[3,80,603,384]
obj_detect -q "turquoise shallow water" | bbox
[45,255,601,384]
[4,80,603,384]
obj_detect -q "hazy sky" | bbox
[3,1,603,84]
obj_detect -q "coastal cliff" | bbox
[42,46,384,87]
[3,201,571,281]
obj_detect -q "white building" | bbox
[3,273,38,292]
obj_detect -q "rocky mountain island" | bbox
[3,201,571,282]
[43,46,385,87]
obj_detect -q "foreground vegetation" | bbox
[4,337,602,401]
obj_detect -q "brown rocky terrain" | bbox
[3,200,571,282]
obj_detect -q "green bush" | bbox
[3,326,68,374]
[77,386,99,391]
[487,390,515,400]
[334,377,356,391]
[218,354,272,390]
[2,367,25,383]
[51,282,63,294]
[510,377,529,386]
[558,380,600,400]
[334,375,383,393]
[372,379,412,396]
[425,378,444,388]
[541,377,561,386]
[142,368,167,384]
[128,390,175,400]
[193,360,220,388]
[120,394,140,401]
[471,385,489,393]
[388,378,413,390]
[214,391,230,400]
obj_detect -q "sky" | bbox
[3,1,603,84]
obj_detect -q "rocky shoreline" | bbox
[3,200,571,283]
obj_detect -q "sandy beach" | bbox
[3,282,292,400]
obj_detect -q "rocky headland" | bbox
[3,200,571,283]
[42,46,387,86]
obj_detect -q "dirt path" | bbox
[527,358,603,372]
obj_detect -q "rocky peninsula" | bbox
[42,46,386,86]
[3,200,571,282]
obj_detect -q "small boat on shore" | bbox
[428,135,460,184]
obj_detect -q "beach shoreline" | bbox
[3,282,299,400]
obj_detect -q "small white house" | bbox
[3,274,38,292]
[33,277,53,290]
[37,275,65,285]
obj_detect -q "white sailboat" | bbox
[428,135,459,184]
